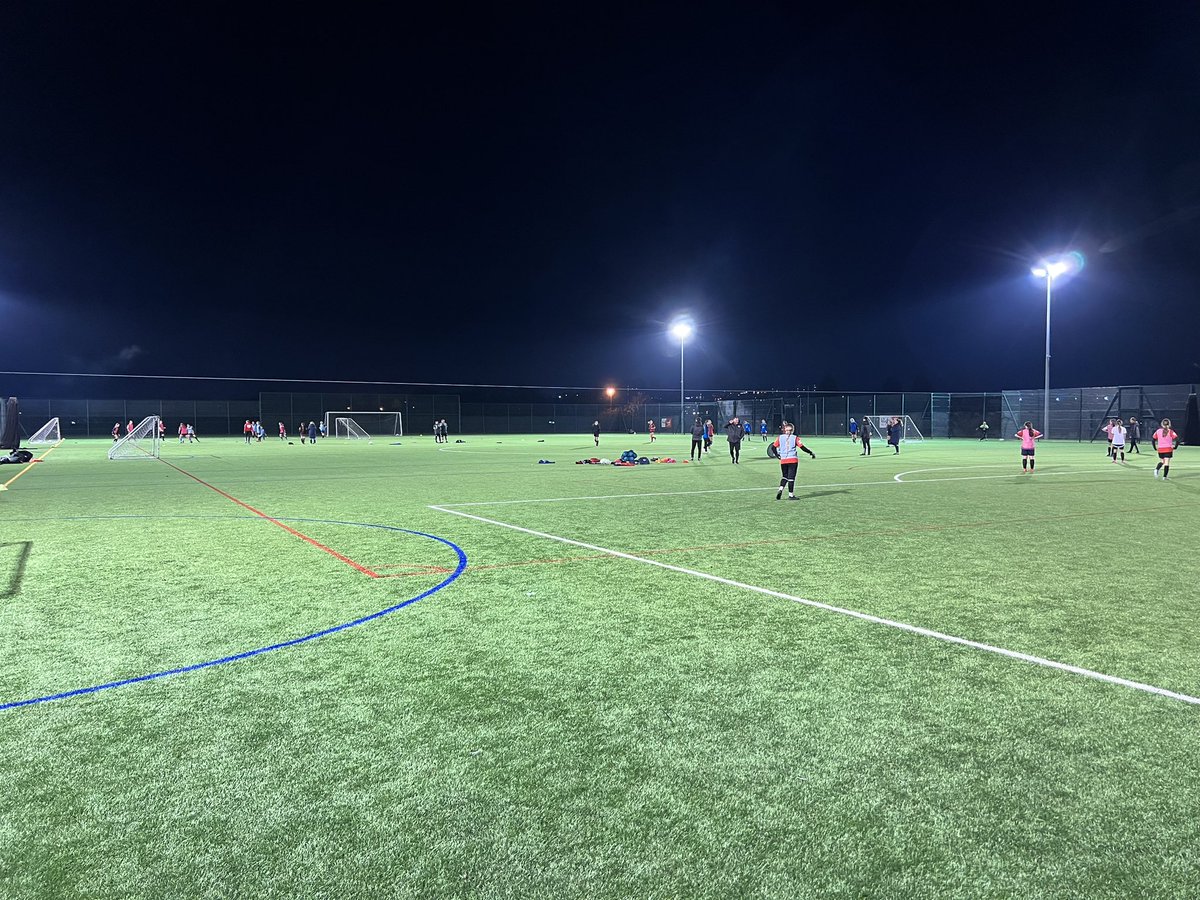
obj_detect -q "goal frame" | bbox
[108,416,162,460]
[29,417,62,444]
[323,411,403,438]
[865,415,925,443]
[334,417,372,440]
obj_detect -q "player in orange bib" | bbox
[772,422,816,500]
[1152,418,1178,480]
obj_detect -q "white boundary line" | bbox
[429,504,1200,707]
[894,466,1118,483]
[437,466,1120,508]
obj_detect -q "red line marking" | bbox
[159,459,380,577]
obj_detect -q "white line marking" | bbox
[437,484,850,507]
[430,504,1200,707]
[439,468,1116,508]
[894,466,1118,483]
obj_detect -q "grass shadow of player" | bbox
[0,541,32,599]
[799,489,852,500]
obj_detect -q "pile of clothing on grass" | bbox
[574,450,685,465]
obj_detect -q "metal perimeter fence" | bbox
[10,385,1199,443]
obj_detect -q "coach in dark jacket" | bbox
[690,418,705,461]
[886,418,901,454]
[725,418,744,465]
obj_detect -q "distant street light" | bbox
[1031,255,1080,438]
[669,318,694,434]
[605,386,616,404]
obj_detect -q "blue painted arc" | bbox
[0,517,467,711]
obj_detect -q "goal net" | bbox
[108,416,162,460]
[334,417,372,440]
[865,415,925,442]
[29,417,62,444]
[324,411,402,438]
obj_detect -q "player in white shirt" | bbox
[1110,418,1127,463]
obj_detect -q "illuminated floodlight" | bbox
[605,387,616,400]
[1031,250,1081,438]
[1032,254,1082,281]
[669,318,694,341]
[668,316,695,435]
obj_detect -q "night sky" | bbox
[2,3,1199,395]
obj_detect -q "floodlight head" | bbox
[1032,253,1080,281]
[669,318,694,341]
[605,387,616,399]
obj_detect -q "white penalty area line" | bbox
[429,504,1200,707]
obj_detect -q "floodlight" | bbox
[668,317,695,435]
[1031,250,1080,438]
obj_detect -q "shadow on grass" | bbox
[1,541,32,599]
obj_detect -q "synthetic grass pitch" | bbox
[1,433,1198,897]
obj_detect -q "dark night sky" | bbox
[2,3,1199,394]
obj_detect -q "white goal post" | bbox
[865,415,925,442]
[323,411,403,438]
[29,417,62,444]
[109,416,162,460]
[335,417,371,441]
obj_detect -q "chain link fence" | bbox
[11,385,1198,440]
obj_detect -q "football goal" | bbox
[29,417,62,444]
[108,416,162,460]
[865,415,925,442]
[334,417,372,441]
[323,411,403,439]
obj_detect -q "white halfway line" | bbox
[430,504,1200,707]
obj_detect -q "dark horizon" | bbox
[3,3,1199,393]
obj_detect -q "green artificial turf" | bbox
[1,433,1198,898]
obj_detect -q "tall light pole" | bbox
[669,318,694,434]
[1031,258,1073,438]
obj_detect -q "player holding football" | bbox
[773,422,815,500]
[1153,418,1178,480]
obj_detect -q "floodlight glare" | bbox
[668,317,695,434]
[1031,250,1080,438]
[605,387,616,399]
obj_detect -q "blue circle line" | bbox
[0,518,467,712]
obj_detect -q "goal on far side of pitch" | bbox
[323,411,402,440]
[864,415,925,442]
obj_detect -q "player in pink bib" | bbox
[1016,421,1042,473]
[1153,418,1179,480]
